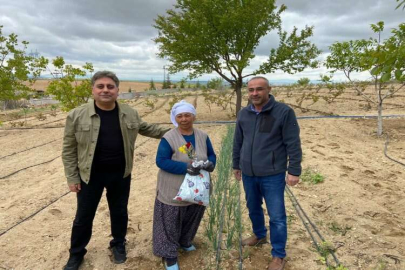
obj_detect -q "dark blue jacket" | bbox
[232,95,302,176]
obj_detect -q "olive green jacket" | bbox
[62,101,169,185]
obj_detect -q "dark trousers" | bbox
[69,171,131,257]
[152,198,205,259]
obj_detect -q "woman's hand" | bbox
[187,163,201,176]
[202,161,215,172]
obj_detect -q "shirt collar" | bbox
[249,97,272,114]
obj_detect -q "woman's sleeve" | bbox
[156,138,188,175]
[206,136,217,166]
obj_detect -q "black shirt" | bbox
[92,103,125,173]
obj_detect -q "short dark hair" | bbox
[248,76,270,87]
[91,71,120,87]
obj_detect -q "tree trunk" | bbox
[373,78,383,136]
[377,101,383,136]
[234,83,242,116]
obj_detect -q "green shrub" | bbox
[301,168,324,184]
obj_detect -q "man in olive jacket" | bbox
[233,76,302,270]
[62,71,169,270]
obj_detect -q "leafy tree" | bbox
[0,26,47,109]
[319,74,333,84]
[397,0,405,9]
[296,77,311,88]
[154,0,320,114]
[196,80,201,89]
[179,79,186,89]
[47,56,94,111]
[149,78,156,90]
[162,73,172,89]
[207,77,224,90]
[326,22,405,136]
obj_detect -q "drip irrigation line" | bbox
[285,186,341,267]
[0,137,152,180]
[2,114,404,131]
[0,191,70,237]
[285,103,335,115]
[32,118,65,127]
[0,155,61,180]
[384,134,405,167]
[1,126,64,130]
[296,114,405,120]
[0,138,61,160]
[0,138,152,237]
[157,114,405,125]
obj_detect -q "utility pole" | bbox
[163,65,166,89]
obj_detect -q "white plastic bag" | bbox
[174,169,210,206]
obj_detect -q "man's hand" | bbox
[187,163,201,176]
[234,169,242,181]
[286,174,299,186]
[68,183,81,193]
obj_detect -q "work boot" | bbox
[241,235,267,246]
[63,255,84,270]
[110,244,127,264]
[267,257,286,270]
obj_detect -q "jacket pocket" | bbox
[259,115,275,133]
[125,122,139,147]
[74,124,91,145]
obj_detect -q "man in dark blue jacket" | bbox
[233,76,302,270]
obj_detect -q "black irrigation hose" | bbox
[0,138,155,237]
[0,138,61,160]
[195,114,405,124]
[32,117,65,127]
[0,137,153,180]
[2,114,404,131]
[0,126,64,130]
[384,134,405,167]
[285,186,341,267]
[0,155,61,180]
[151,114,405,125]
[0,191,70,237]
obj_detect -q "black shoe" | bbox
[110,244,127,264]
[63,255,84,270]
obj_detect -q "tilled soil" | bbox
[0,88,404,270]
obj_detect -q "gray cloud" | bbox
[0,0,404,81]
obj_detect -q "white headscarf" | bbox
[170,100,196,127]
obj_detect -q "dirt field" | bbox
[27,79,162,92]
[0,86,404,270]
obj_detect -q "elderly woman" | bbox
[153,100,216,270]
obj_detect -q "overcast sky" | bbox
[0,0,403,83]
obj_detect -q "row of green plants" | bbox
[205,125,242,264]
